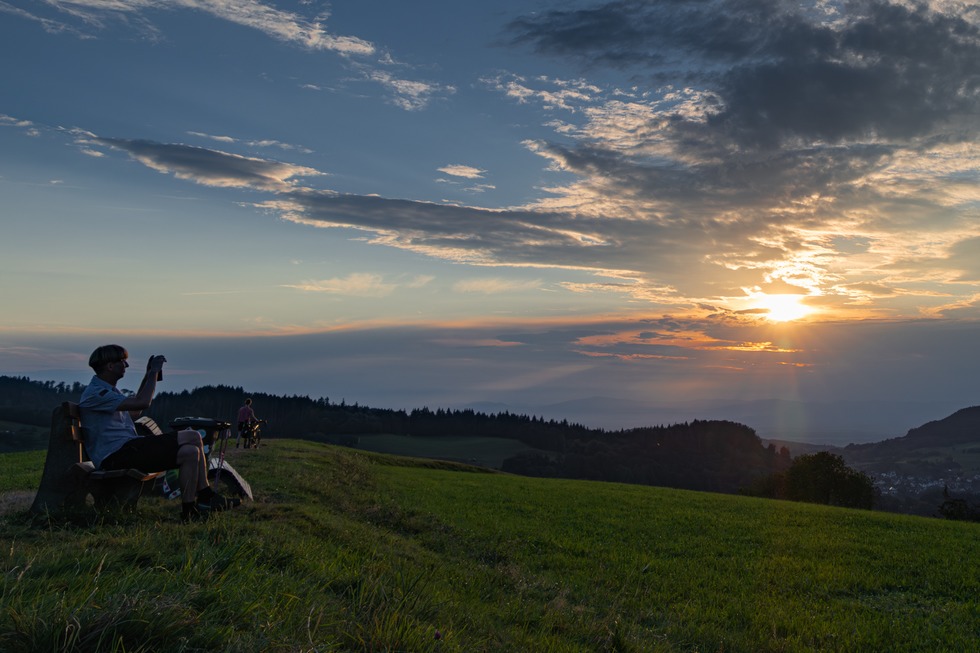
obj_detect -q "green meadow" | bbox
[1,440,977,652]
[350,433,539,468]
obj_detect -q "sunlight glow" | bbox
[752,293,813,322]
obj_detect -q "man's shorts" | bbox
[101,432,185,472]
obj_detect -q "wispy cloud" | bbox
[21,0,374,54]
[7,1,454,115]
[284,272,399,297]
[187,131,314,154]
[0,114,34,129]
[89,137,323,192]
[0,1,84,35]
[365,69,455,111]
[438,165,486,179]
[483,73,603,111]
[453,278,542,294]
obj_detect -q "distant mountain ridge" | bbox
[463,396,964,445]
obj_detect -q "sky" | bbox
[2,0,980,442]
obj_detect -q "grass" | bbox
[350,433,540,468]
[1,440,977,652]
[0,420,47,453]
[0,449,42,492]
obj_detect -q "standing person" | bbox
[236,397,258,448]
[79,344,238,522]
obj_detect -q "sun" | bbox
[752,293,813,322]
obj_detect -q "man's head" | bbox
[89,344,129,376]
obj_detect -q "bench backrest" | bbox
[135,416,164,436]
[62,401,87,462]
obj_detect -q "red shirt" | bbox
[237,405,255,423]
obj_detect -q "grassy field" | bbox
[1,440,977,652]
[0,420,47,453]
[350,433,540,468]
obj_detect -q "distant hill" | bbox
[844,406,980,462]
[465,395,962,445]
[851,406,980,450]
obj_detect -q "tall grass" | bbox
[1,441,977,652]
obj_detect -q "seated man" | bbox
[79,344,238,522]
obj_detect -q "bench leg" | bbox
[91,478,146,513]
[62,464,95,513]
[62,472,149,515]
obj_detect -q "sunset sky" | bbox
[2,0,979,441]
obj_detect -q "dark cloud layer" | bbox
[510,0,980,149]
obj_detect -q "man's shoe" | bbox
[199,493,241,512]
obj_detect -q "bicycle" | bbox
[240,419,268,450]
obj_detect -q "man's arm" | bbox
[117,355,166,414]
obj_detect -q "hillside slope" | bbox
[847,405,980,453]
[840,406,980,513]
[2,441,978,652]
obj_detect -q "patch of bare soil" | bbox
[0,490,34,515]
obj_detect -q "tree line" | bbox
[2,375,875,509]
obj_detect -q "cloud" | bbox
[438,165,486,179]
[0,1,85,35]
[16,0,374,54]
[365,69,455,110]
[483,73,603,111]
[0,114,34,129]
[283,273,433,297]
[464,184,496,194]
[187,131,314,154]
[430,337,525,348]
[187,132,237,144]
[453,278,543,294]
[75,122,979,322]
[490,0,980,315]
[8,1,458,115]
[89,137,323,192]
[186,0,374,55]
[272,191,647,277]
[508,0,980,146]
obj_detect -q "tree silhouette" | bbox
[784,452,876,509]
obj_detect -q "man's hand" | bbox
[119,354,167,413]
[147,355,167,381]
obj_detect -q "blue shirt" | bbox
[79,375,139,469]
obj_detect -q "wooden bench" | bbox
[30,402,167,516]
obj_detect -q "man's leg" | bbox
[175,429,209,498]
[175,429,211,521]
[176,429,240,514]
